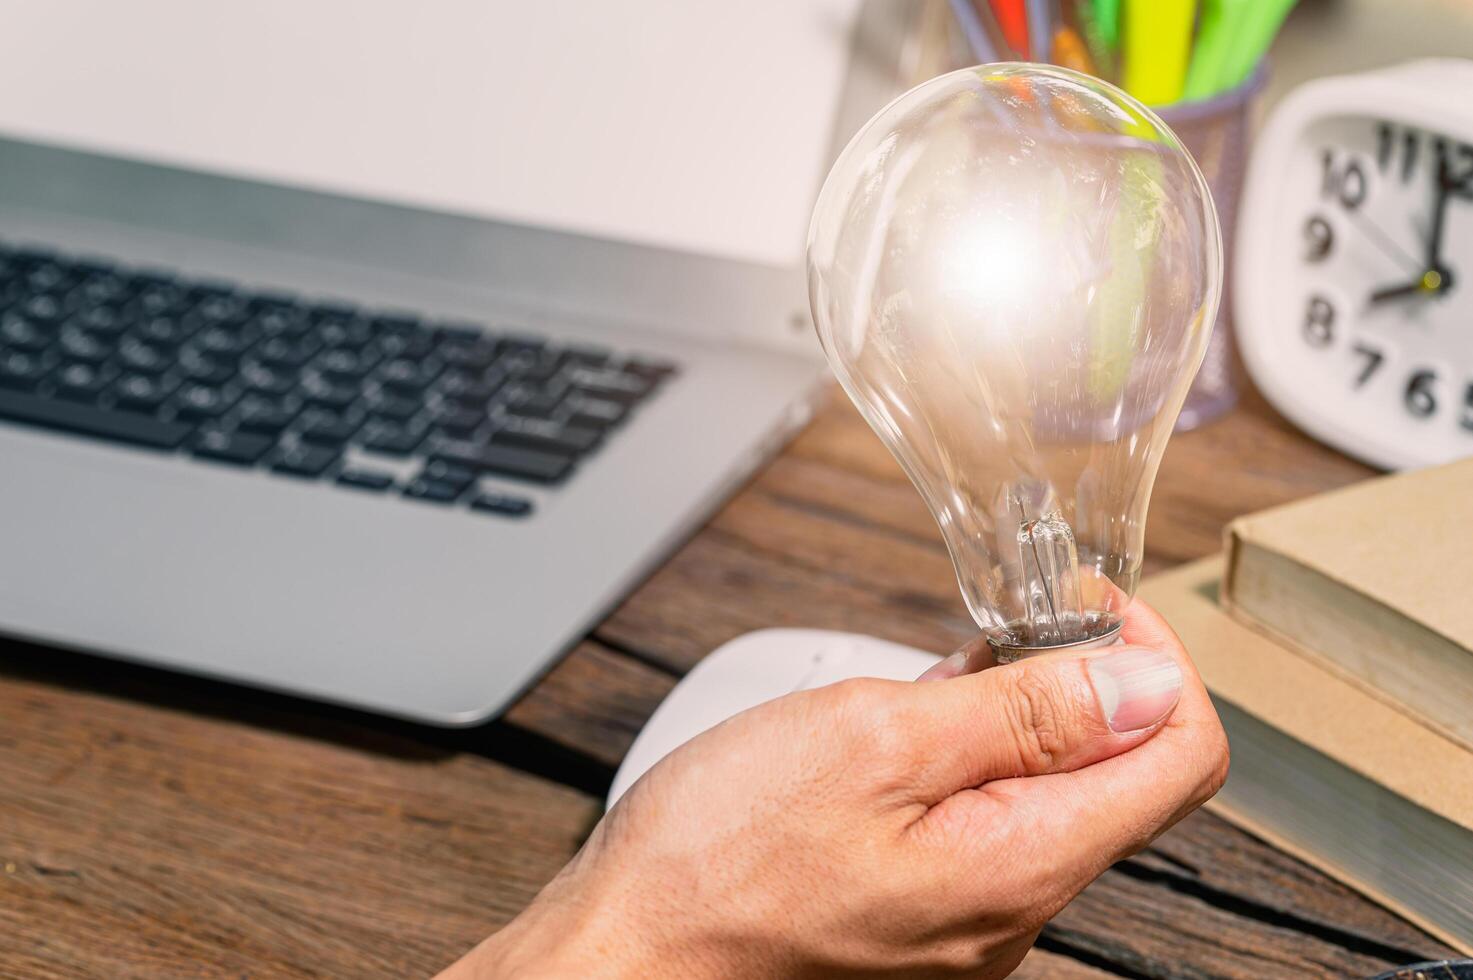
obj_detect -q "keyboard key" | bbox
[377,357,441,393]
[565,396,628,430]
[438,338,498,371]
[436,366,504,405]
[562,345,610,367]
[301,370,359,410]
[418,458,476,490]
[256,334,319,367]
[20,293,65,323]
[68,263,124,302]
[0,313,50,351]
[430,402,485,437]
[377,323,437,359]
[118,338,172,374]
[0,350,54,390]
[469,492,534,517]
[296,407,358,446]
[57,325,113,364]
[363,390,419,422]
[0,387,190,449]
[192,292,246,324]
[502,350,563,384]
[490,417,600,456]
[402,478,462,504]
[336,468,395,492]
[173,382,237,420]
[622,356,679,380]
[431,439,574,484]
[358,418,423,456]
[186,280,235,302]
[112,372,177,412]
[133,314,194,346]
[194,323,256,357]
[70,303,128,337]
[247,291,300,313]
[309,301,358,322]
[71,270,129,306]
[271,442,338,478]
[370,312,421,333]
[498,334,545,356]
[239,360,297,397]
[314,346,377,380]
[433,321,486,342]
[177,347,235,384]
[500,380,567,419]
[131,279,188,316]
[255,305,312,338]
[53,362,114,402]
[317,317,375,349]
[192,427,273,466]
[235,393,299,435]
[567,366,653,404]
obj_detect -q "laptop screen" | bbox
[0,0,860,269]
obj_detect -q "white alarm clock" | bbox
[1235,59,1473,470]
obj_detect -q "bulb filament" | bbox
[1015,509,1087,647]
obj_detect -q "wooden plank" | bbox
[1139,810,1459,962]
[595,531,976,674]
[1011,947,1119,979]
[0,657,598,978]
[1046,850,1424,979]
[504,640,676,768]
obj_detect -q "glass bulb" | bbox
[807,64,1221,658]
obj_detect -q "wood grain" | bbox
[0,379,1450,979]
[0,650,598,978]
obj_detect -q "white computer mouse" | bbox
[607,628,940,808]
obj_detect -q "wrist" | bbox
[454,872,732,980]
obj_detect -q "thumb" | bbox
[905,646,1182,805]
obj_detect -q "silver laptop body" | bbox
[0,1,905,724]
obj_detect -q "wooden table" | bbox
[1,382,1460,978]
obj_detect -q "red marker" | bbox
[987,0,1031,59]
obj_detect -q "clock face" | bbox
[1282,116,1471,461]
[1236,69,1473,470]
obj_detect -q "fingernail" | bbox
[1087,647,1182,733]
[917,651,968,682]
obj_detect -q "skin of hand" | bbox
[441,599,1229,979]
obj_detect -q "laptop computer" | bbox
[0,0,907,725]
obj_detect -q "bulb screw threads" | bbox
[989,619,1123,663]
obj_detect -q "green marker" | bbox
[1091,0,1121,53]
[1182,0,1247,102]
[1218,0,1297,91]
[1072,0,1116,81]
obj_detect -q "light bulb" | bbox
[807,64,1221,659]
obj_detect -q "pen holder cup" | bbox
[1157,63,1268,431]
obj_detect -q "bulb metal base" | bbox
[988,621,1123,663]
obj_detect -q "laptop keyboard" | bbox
[0,244,677,516]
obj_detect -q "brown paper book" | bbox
[1141,558,1473,953]
[1222,457,1473,751]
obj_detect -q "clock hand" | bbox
[1369,271,1446,305]
[1426,144,1454,276]
[1343,206,1425,278]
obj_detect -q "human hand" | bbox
[443,599,1228,979]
